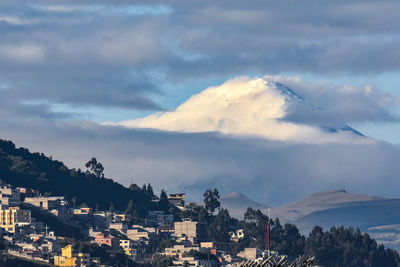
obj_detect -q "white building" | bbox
[24,196,66,210]
[174,219,207,243]
[0,184,21,208]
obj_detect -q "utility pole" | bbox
[44,225,49,238]
[268,208,271,257]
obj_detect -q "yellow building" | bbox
[168,193,186,207]
[168,193,186,201]
[0,207,31,233]
[113,213,131,222]
[54,245,100,267]
[120,239,135,256]
[54,245,77,266]
[73,207,92,215]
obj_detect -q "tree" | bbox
[108,201,114,212]
[71,196,77,208]
[203,188,220,214]
[125,199,135,215]
[158,189,169,212]
[275,223,305,258]
[154,255,174,267]
[85,157,104,178]
[146,183,154,197]
[79,202,89,208]
[128,183,141,192]
[302,225,400,267]
[197,206,208,222]
[208,208,232,242]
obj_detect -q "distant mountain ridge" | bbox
[269,189,382,222]
[220,192,269,218]
[223,189,400,251]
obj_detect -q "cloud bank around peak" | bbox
[1,120,400,206]
[117,76,398,144]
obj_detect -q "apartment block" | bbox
[0,184,21,208]
[174,219,207,243]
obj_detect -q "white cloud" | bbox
[1,120,400,205]
[269,75,399,124]
[0,44,44,63]
[0,16,30,25]
[117,76,373,144]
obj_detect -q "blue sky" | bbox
[1,0,400,202]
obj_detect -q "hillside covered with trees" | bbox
[0,139,158,217]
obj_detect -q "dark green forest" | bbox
[0,139,160,217]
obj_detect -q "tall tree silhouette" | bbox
[85,157,104,178]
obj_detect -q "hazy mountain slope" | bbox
[269,190,400,251]
[295,199,400,232]
[270,190,382,222]
[220,192,269,219]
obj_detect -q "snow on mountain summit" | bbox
[118,76,367,144]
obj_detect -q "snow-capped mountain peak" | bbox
[117,76,367,144]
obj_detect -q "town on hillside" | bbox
[0,180,316,267]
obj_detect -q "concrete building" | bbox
[172,257,219,267]
[200,242,230,252]
[0,184,21,208]
[237,248,264,260]
[109,222,128,233]
[49,205,73,221]
[168,193,186,207]
[88,227,103,239]
[24,196,66,210]
[146,211,174,226]
[0,207,31,233]
[93,233,120,250]
[125,226,156,243]
[162,244,203,258]
[38,233,62,254]
[174,219,207,243]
